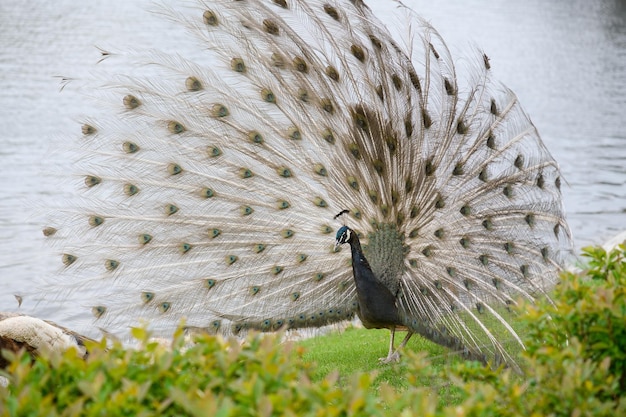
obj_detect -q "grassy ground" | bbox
[297,326,467,403]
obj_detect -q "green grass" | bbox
[299,326,443,381]
[297,326,467,404]
[295,308,533,405]
[297,308,529,380]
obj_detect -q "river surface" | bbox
[0,0,624,323]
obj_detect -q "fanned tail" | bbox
[29,0,571,369]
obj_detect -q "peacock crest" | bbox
[37,0,571,368]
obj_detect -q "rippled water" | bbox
[0,0,624,322]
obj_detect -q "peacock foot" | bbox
[378,351,401,364]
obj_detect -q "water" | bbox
[0,0,624,322]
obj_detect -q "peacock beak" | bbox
[334,240,341,252]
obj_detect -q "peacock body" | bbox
[36,0,571,367]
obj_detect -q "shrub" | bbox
[0,327,386,416]
[524,243,626,395]
[443,243,626,416]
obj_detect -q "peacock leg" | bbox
[380,330,414,364]
[395,331,414,352]
[379,326,397,363]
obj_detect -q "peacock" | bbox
[29,0,572,368]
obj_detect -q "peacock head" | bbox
[334,225,353,250]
